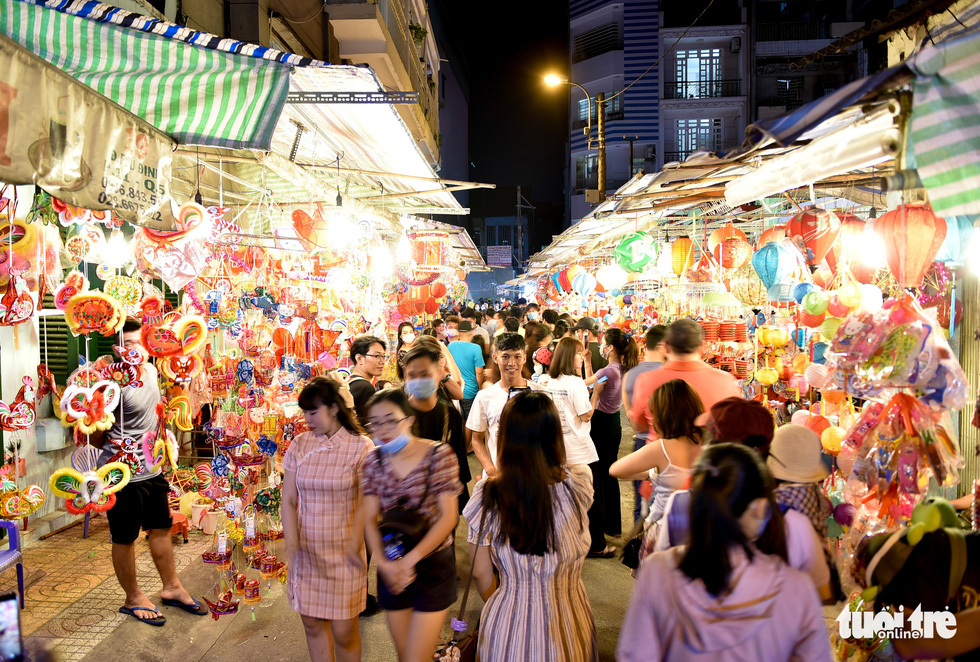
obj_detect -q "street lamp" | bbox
[544,73,606,201]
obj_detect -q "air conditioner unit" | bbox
[730,37,742,53]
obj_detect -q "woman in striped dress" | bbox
[464,391,599,662]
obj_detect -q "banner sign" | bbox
[487,245,512,268]
[0,34,176,227]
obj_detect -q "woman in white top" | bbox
[544,337,601,467]
[610,380,703,542]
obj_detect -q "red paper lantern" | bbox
[804,414,831,436]
[799,310,826,328]
[558,269,572,293]
[413,301,425,314]
[431,282,447,298]
[671,237,695,275]
[686,255,714,283]
[787,207,841,267]
[826,215,876,283]
[708,224,747,253]
[424,297,439,314]
[756,225,786,249]
[714,237,752,270]
[873,203,948,288]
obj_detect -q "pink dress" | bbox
[283,428,373,620]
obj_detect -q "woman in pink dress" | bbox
[282,377,373,662]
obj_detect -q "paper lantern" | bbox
[799,310,825,328]
[812,342,829,364]
[708,224,747,253]
[786,207,841,266]
[766,282,796,302]
[671,237,696,275]
[775,358,795,381]
[572,272,597,298]
[792,328,810,349]
[751,242,795,289]
[714,237,752,270]
[826,295,851,318]
[804,363,830,389]
[819,317,842,339]
[755,367,779,385]
[756,225,786,249]
[686,255,714,283]
[596,264,628,290]
[936,216,975,263]
[731,264,767,306]
[791,353,810,373]
[803,414,830,436]
[873,203,948,287]
[788,374,809,396]
[790,410,811,426]
[860,284,884,312]
[837,281,862,308]
[424,297,439,315]
[827,216,876,283]
[615,232,657,273]
[432,282,447,298]
[811,267,833,289]
[792,282,817,304]
[558,269,572,293]
[821,426,845,455]
[801,291,829,315]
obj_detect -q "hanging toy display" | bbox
[49,446,131,515]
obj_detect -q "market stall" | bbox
[0,0,487,619]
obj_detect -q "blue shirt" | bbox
[448,340,485,399]
[624,361,662,443]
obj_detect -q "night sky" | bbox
[433,0,570,208]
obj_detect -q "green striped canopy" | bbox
[0,0,290,149]
[909,30,980,220]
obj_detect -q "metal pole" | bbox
[597,92,606,199]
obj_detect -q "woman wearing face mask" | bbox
[523,320,553,379]
[395,322,418,381]
[360,389,462,662]
[414,335,465,401]
[584,328,639,553]
[617,443,831,662]
[282,377,374,662]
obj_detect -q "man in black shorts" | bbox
[89,320,207,625]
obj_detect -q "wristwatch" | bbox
[440,374,451,384]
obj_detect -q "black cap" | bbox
[573,317,598,333]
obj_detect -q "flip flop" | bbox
[119,605,166,626]
[161,597,210,616]
[587,545,617,559]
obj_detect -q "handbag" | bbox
[434,506,488,662]
[379,444,438,554]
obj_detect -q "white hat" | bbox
[767,424,830,483]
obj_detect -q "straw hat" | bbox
[767,424,830,483]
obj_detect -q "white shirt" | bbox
[471,324,490,346]
[544,374,598,466]
[466,380,544,471]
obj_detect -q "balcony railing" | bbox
[375,0,438,140]
[664,79,742,100]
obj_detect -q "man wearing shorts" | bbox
[90,320,207,625]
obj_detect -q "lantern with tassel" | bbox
[708,224,747,254]
[873,203,947,287]
[671,237,695,276]
[751,242,795,289]
[786,207,841,267]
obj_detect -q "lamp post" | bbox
[545,74,606,202]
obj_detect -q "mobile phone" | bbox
[0,592,23,662]
[508,386,531,399]
[596,376,609,384]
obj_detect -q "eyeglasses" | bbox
[365,353,388,360]
[364,416,409,432]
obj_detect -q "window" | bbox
[574,92,623,128]
[675,49,722,99]
[676,118,722,158]
[777,78,804,109]
[575,154,599,191]
[573,22,623,63]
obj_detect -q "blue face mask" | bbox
[375,433,410,455]
[527,312,538,321]
[754,505,772,541]
[405,377,437,400]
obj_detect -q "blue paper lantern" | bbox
[551,272,563,294]
[792,328,810,349]
[936,216,975,263]
[813,342,829,364]
[767,282,796,302]
[751,242,796,290]
[792,282,817,304]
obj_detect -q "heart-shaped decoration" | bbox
[142,312,207,358]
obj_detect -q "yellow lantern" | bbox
[821,426,846,455]
[671,237,695,276]
[755,367,779,385]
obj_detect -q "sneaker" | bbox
[361,594,380,617]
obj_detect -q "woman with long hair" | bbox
[359,389,461,662]
[584,328,639,554]
[282,377,374,662]
[618,443,829,661]
[466,392,598,661]
[610,379,704,549]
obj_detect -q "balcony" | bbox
[664,79,742,100]
[755,22,827,41]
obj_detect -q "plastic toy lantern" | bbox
[614,231,657,273]
[786,207,841,267]
[873,203,947,287]
[671,237,695,275]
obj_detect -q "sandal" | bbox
[119,605,167,626]
[161,597,210,616]
[587,545,617,559]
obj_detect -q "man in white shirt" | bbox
[466,332,543,478]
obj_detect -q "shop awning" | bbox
[0,0,293,150]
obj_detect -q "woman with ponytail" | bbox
[465,391,598,661]
[584,328,638,555]
[617,443,830,662]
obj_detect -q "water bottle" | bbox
[382,533,405,561]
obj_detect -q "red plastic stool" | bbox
[170,511,190,544]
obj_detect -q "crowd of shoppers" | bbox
[276,300,968,662]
